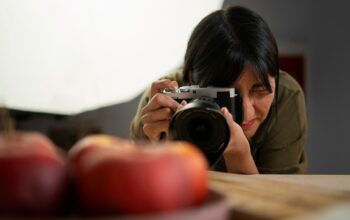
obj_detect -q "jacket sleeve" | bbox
[129,87,151,140]
[256,82,308,174]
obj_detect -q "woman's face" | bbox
[233,65,276,139]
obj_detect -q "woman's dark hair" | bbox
[183,6,279,93]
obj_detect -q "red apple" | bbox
[68,135,209,215]
[67,134,133,213]
[67,134,128,175]
[0,132,67,217]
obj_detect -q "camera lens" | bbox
[185,112,218,147]
[169,98,230,165]
[188,116,213,142]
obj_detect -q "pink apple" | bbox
[68,135,209,215]
[0,132,68,217]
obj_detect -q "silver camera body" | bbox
[162,85,237,100]
[163,85,242,166]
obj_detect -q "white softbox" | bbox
[0,0,222,114]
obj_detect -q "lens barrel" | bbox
[169,98,230,165]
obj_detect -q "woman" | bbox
[130,6,307,174]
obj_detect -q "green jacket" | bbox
[130,69,308,174]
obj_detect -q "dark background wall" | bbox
[2,0,350,174]
[2,95,141,152]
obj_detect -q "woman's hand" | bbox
[221,107,259,174]
[141,80,181,142]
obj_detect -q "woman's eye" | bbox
[250,88,270,97]
[252,88,268,93]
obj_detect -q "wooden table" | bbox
[209,171,350,220]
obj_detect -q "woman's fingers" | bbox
[221,107,250,154]
[221,107,246,141]
[141,107,173,124]
[141,79,180,141]
[150,79,178,97]
[176,100,187,111]
[221,107,238,132]
[220,108,256,173]
[142,93,180,114]
[141,97,180,141]
[143,121,170,142]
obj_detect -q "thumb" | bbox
[221,107,239,132]
[176,100,187,111]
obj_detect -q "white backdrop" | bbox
[0,0,222,114]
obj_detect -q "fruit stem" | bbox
[0,107,15,138]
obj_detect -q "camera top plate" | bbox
[162,85,236,100]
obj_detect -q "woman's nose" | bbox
[242,97,255,122]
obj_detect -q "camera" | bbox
[162,85,242,166]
